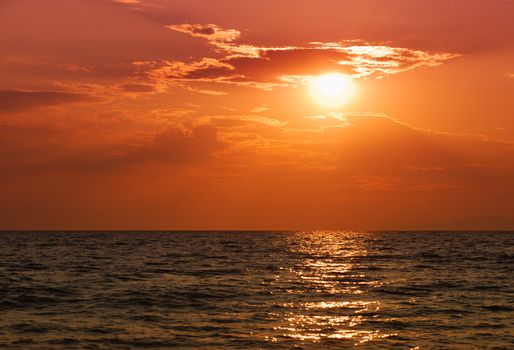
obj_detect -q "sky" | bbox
[1,0,514,230]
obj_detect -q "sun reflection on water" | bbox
[267,231,395,346]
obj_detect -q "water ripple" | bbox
[0,231,513,349]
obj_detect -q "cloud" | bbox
[127,124,225,164]
[211,111,514,196]
[2,112,513,230]
[303,114,514,192]
[186,86,227,96]
[0,90,93,113]
[160,24,459,89]
[118,83,156,93]
[167,23,240,43]
[0,124,226,177]
[199,115,286,129]
[251,106,268,113]
[319,42,459,77]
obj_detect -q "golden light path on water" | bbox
[262,231,401,347]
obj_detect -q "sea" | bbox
[0,231,513,349]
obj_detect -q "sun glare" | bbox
[309,73,356,108]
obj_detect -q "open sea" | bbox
[0,231,513,349]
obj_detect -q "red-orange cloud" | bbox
[0,90,92,113]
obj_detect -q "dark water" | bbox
[0,232,513,349]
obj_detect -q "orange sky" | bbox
[1,0,514,230]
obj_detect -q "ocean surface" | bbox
[0,231,513,349]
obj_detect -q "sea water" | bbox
[1,231,513,349]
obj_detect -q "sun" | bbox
[309,73,356,108]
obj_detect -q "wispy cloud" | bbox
[167,23,240,43]
[158,24,460,90]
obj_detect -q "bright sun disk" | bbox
[309,73,356,108]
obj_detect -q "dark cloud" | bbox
[156,38,458,88]
[119,83,156,93]
[54,125,226,172]
[128,124,226,164]
[0,90,92,113]
[177,49,353,83]
[0,124,226,177]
